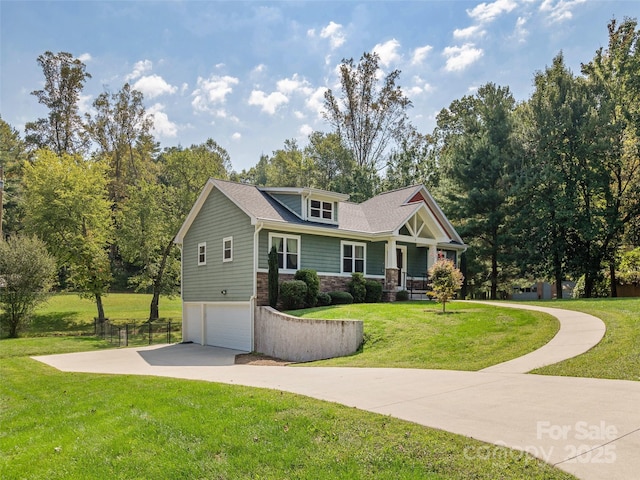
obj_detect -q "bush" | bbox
[348,272,367,303]
[316,292,332,306]
[573,274,610,298]
[294,269,320,307]
[395,290,409,301]
[328,291,353,304]
[280,280,308,310]
[364,280,383,303]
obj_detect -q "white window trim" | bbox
[307,197,338,224]
[222,236,233,263]
[268,232,301,273]
[197,242,207,266]
[341,240,366,275]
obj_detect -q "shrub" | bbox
[316,292,332,306]
[348,272,367,303]
[280,280,308,310]
[268,246,279,308]
[395,290,409,301]
[328,291,353,304]
[294,269,320,307]
[364,280,383,303]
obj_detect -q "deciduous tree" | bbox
[25,51,91,155]
[23,150,113,321]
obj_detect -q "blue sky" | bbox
[1,1,638,172]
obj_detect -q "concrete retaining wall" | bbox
[254,306,363,362]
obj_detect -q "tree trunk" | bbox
[148,240,174,321]
[95,293,106,322]
[490,251,498,300]
[610,261,618,298]
[554,251,563,299]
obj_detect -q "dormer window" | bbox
[310,200,334,220]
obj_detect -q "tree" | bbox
[581,18,640,296]
[118,140,231,320]
[324,52,412,194]
[266,139,307,187]
[428,259,464,313]
[25,51,91,155]
[85,83,157,204]
[435,83,520,300]
[516,54,584,299]
[384,129,439,191]
[304,131,356,193]
[0,118,28,237]
[23,150,112,322]
[0,234,57,337]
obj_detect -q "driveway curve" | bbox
[34,303,638,480]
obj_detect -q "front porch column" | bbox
[428,245,438,269]
[384,238,398,301]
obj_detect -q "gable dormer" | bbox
[260,187,349,226]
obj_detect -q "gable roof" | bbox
[174,180,464,247]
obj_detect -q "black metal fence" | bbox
[94,319,182,347]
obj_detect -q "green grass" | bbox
[0,338,574,479]
[287,301,559,370]
[528,298,640,381]
[6,293,182,337]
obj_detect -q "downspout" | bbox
[251,221,264,352]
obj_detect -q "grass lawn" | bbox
[528,298,640,381]
[286,301,559,370]
[0,337,574,480]
[12,293,182,337]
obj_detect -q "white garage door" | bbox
[205,304,252,351]
[182,302,252,352]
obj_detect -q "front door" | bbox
[396,247,406,288]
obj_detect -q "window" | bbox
[223,237,233,262]
[342,241,365,274]
[197,242,206,265]
[309,199,334,221]
[269,233,300,271]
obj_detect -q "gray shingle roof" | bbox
[214,180,429,235]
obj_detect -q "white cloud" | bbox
[248,90,288,115]
[294,111,305,119]
[276,74,313,96]
[408,76,434,96]
[132,74,178,99]
[180,83,189,95]
[373,39,401,67]
[306,87,328,118]
[147,103,177,137]
[77,53,92,63]
[443,43,484,71]
[453,25,486,40]
[252,64,266,75]
[513,16,529,42]
[539,0,586,23]
[411,45,433,65]
[126,59,152,81]
[78,93,93,115]
[192,75,239,113]
[467,0,517,23]
[299,124,313,137]
[231,132,242,141]
[320,21,346,49]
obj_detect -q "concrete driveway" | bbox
[34,303,640,480]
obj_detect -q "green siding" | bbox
[366,242,386,276]
[183,188,255,302]
[259,230,386,276]
[271,193,302,216]
[399,242,428,277]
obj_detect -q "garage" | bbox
[182,302,252,352]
